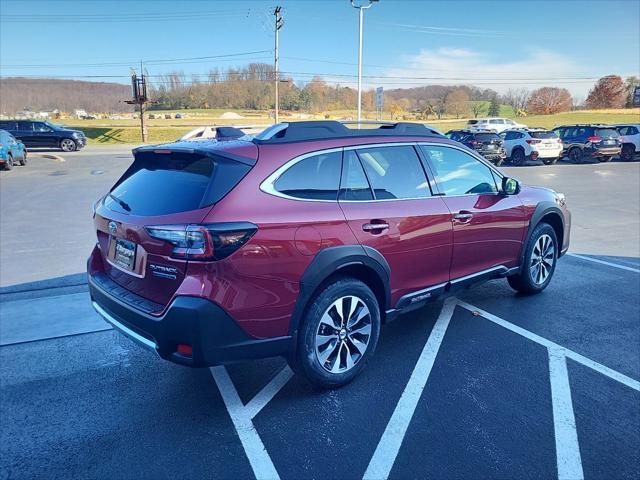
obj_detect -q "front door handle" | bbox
[453,211,473,223]
[362,221,389,233]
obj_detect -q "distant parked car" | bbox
[466,117,527,133]
[445,129,473,142]
[615,124,640,161]
[500,128,563,166]
[0,129,27,170]
[175,113,182,119]
[553,125,621,163]
[0,120,86,152]
[457,131,507,165]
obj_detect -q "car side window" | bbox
[273,151,342,201]
[504,131,516,140]
[420,145,498,196]
[34,122,52,132]
[18,122,33,132]
[339,150,373,201]
[356,145,431,200]
[489,119,500,124]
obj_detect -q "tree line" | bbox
[1,64,638,117]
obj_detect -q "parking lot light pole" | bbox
[350,0,378,125]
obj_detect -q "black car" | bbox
[447,130,507,166]
[0,120,87,152]
[552,124,621,163]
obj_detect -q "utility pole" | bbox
[274,6,283,124]
[126,64,151,142]
[350,0,378,124]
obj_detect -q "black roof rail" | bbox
[252,120,443,144]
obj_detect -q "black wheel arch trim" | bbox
[520,202,565,266]
[289,245,391,338]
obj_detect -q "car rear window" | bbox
[530,131,557,139]
[595,128,619,138]
[475,133,501,141]
[466,120,478,125]
[106,151,251,216]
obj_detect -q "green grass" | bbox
[56,108,640,145]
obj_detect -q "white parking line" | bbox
[211,366,288,480]
[457,301,640,391]
[548,347,584,480]
[244,366,294,420]
[567,253,640,273]
[363,298,457,480]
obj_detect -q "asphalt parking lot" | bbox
[1,147,639,479]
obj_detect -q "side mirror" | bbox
[502,177,520,195]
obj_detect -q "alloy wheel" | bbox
[315,295,371,374]
[60,139,76,152]
[529,234,555,285]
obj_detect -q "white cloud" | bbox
[375,48,598,97]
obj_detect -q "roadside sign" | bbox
[375,87,384,109]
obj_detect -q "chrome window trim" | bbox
[259,141,508,203]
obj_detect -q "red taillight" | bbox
[145,222,257,261]
[588,136,601,143]
[526,139,541,144]
[176,344,193,356]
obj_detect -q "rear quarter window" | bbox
[273,151,342,200]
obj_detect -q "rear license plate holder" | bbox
[114,238,137,271]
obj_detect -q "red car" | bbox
[88,121,571,388]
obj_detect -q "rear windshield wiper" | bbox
[108,193,131,212]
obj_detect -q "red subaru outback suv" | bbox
[88,121,570,388]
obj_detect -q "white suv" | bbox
[500,128,563,166]
[615,124,640,161]
[466,117,527,133]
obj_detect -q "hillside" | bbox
[0,77,133,114]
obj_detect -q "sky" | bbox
[1,0,639,99]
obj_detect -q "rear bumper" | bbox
[88,272,290,367]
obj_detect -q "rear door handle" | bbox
[453,211,473,223]
[362,222,389,233]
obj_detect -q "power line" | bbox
[1,51,273,68]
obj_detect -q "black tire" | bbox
[4,154,13,170]
[19,150,27,166]
[508,223,558,295]
[542,157,558,165]
[60,138,77,152]
[620,144,635,161]
[493,157,505,167]
[511,148,526,166]
[568,147,582,163]
[292,277,381,389]
[600,156,613,163]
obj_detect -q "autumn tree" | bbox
[526,87,572,115]
[445,88,470,119]
[586,75,627,109]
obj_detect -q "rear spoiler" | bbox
[133,142,256,166]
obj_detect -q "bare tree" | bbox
[470,101,485,118]
[503,88,530,116]
[526,87,572,114]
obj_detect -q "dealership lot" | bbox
[1,147,639,479]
